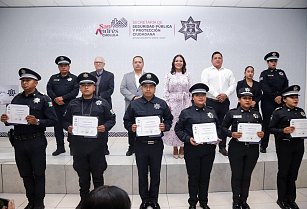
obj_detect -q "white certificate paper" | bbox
[290,119,307,138]
[192,123,218,143]
[237,123,262,142]
[72,116,98,137]
[6,104,29,124]
[136,116,161,137]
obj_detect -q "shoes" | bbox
[150,202,161,209]
[33,203,45,209]
[24,202,34,209]
[52,147,66,156]
[126,147,134,156]
[104,149,110,155]
[276,200,291,209]
[139,202,148,209]
[173,147,179,159]
[287,200,299,209]
[232,202,241,209]
[189,206,196,209]
[179,147,184,159]
[200,203,210,209]
[241,202,250,209]
[219,148,228,156]
[260,147,267,153]
[75,200,83,209]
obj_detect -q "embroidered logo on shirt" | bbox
[207,112,213,118]
[67,78,72,81]
[301,112,306,117]
[279,72,284,76]
[233,115,242,118]
[33,98,40,104]
[154,103,160,109]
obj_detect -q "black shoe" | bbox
[150,202,161,209]
[139,202,148,209]
[24,202,34,209]
[104,149,110,155]
[260,147,267,153]
[232,202,241,209]
[277,200,291,209]
[219,148,228,156]
[52,147,65,156]
[33,203,45,209]
[189,206,196,209]
[76,200,83,209]
[126,147,134,156]
[241,202,250,209]
[200,203,211,209]
[287,200,299,209]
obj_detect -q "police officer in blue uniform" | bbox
[63,72,116,209]
[259,52,288,153]
[1,68,58,209]
[47,56,79,156]
[175,83,220,209]
[222,88,264,209]
[269,85,305,209]
[123,73,173,209]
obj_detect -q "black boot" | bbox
[52,145,66,156]
[126,146,134,156]
[287,200,299,209]
[276,200,291,209]
[24,202,34,209]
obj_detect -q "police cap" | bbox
[55,56,71,65]
[237,87,253,98]
[18,68,41,81]
[77,72,97,84]
[281,85,300,97]
[189,83,209,95]
[264,52,279,61]
[139,73,159,86]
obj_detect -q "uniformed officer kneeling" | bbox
[221,88,264,209]
[124,73,173,209]
[175,83,220,209]
[1,68,58,209]
[269,85,305,209]
[63,72,116,209]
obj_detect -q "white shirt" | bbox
[134,71,143,87]
[201,66,236,100]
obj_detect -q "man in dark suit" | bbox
[91,56,114,155]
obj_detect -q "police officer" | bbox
[47,56,79,156]
[63,72,116,209]
[259,52,288,153]
[123,73,173,209]
[269,85,305,209]
[175,83,220,209]
[1,68,58,209]
[221,88,264,209]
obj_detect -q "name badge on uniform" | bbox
[233,115,242,118]
[54,79,60,82]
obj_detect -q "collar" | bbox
[193,104,206,111]
[238,106,251,113]
[96,69,104,76]
[141,95,156,103]
[211,65,224,71]
[57,72,70,78]
[22,89,38,97]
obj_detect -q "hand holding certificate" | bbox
[290,119,307,138]
[72,116,98,137]
[136,116,161,137]
[6,104,29,124]
[237,123,262,142]
[192,123,218,143]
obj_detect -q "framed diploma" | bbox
[192,123,218,143]
[136,116,161,137]
[6,104,29,124]
[290,119,307,138]
[72,116,98,137]
[237,123,262,142]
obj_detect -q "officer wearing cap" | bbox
[47,56,79,156]
[63,72,116,209]
[175,83,220,209]
[221,88,264,209]
[269,85,305,209]
[124,72,173,209]
[259,52,289,153]
[1,68,58,209]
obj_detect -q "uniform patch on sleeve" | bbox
[48,102,53,107]
[110,109,115,115]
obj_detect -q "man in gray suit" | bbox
[120,56,144,156]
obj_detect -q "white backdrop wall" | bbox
[0,6,306,133]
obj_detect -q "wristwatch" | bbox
[36,119,40,125]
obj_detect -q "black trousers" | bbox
[275,139,304,202]
[206,98,229,149]
[54,105,67,147]
[14,135,47,205]
[184,143,216,206]
[228,140,259,203]
[71,139,107,200]
[135,140,164,203]
[260,99,278,149]
[128,131,136,149]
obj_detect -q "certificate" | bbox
[6,104,29,124]
[192,123,218,143]
[136,116,161,137]
[237,123,262,142]
[72,116,98,137]
[290,119,307,138]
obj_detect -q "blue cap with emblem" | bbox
[264,52,279,61]
[18,68,41,81]
[281,85,300,97]
[77,72,97,84]
[55,56,71,65]
[189,83,209,95]
[237,87,253,98]
[139,73,159,86]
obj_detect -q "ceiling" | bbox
[0,0,306,8]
